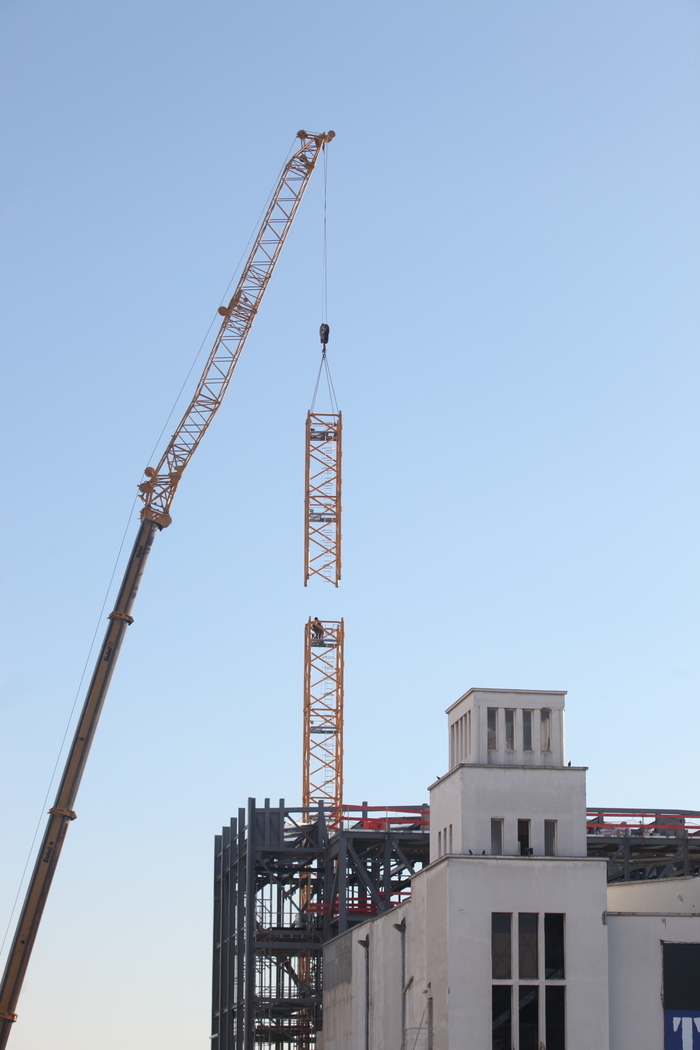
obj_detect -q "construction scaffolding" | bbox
[304,413,342,587]
[211,800,429,1050]
[303,619,344,812]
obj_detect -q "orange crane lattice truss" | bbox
[0,129,334,1050]
[303,619,344,812]
[304,412,342,586]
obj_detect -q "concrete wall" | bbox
[606,876,700,1050]
[447,688,567,768]
[323,853,610,1050]
[429,764,588,860]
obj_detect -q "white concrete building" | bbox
[322,688,700,1050]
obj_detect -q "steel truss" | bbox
[303,620,344,812]
[586,808,700,882]
[304,413,342,586]
[211,801,429,1050]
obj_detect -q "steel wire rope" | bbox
[0,137,302,964]
[143,137,298,464]
[0,492,140,964]
[310,148,338,415]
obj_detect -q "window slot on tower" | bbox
[491,986,512,1050]
[466,709,471,755]
[523,710,533,751]
[544,820,557,856]
[518,913,538,979]
[541,708,551,752]
[518,819,531,856]
[545,914,565,979]
[491,913,512,978]
[545,986,566,1050]
[487,708,498,750]
[491,818,503,855]
[505,709,515,751]
[518,986,539,1050]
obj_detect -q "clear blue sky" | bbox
[0,1,698,1047]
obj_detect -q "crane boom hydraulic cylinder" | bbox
[0,129,334,1049]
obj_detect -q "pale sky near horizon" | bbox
[0,2,698,1047]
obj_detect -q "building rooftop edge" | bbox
[445,687,568,714]
[428,763,588,790]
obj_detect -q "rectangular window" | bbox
[437,830,442,857]
[491,913,512,979]
[663,942,700,1009]
[448,824,453,853]
[487,708,498,750]
[545,914,565,979]
[518,985,539,1050]
[518,819,530,856]
[466,709,471,754]
[545,986,565,1050]
[541,709,552,752]
[491,818,503,855]
[545,820,557,857]
[505,709,515,750]
[523,709,533,751]
[518,913,538,979]
[492,985,512,1050]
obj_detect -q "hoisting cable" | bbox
[310,142,338,414]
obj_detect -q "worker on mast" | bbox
[311,617,325,642]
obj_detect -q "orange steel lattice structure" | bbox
[303,619,344,811]
[304,413,342,586]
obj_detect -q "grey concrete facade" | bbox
[321,688,700,1050]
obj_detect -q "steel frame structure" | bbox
[304,413,342,586]
[211,801,429,1050]
[586,808,700,882]
[303,620,344,812]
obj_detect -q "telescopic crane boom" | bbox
[0,129,334,1049]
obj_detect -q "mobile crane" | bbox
[0,129,335,1049]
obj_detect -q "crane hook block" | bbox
[320,323,330,346]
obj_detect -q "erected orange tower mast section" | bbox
[303,618,344,811]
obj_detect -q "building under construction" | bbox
[211,688,700,1050]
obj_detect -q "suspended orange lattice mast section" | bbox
[303,618,344,812]
[304,412,342,586]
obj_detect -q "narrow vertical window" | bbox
[491,818,503,855]
[518,913,538,978]
[523,710,533,751]
[448,824,453,853]
[541,709,551,751]
[544,820,557,857]
[427,997,434,1050]
[487,708,498,750]
[450,723,456,767]
[544,914,565,979]
[518,986,539,1050]
[505,709,515,751]
[438,830,442,857]
[545,986,565,1050]
[466,709,471,755]
[491,913,512,978]
[517,819,530,856]
[492,985,511,1050]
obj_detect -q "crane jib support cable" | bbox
[0,129,334,1050]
